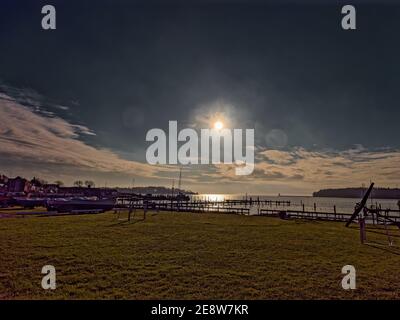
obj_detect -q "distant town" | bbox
[0,174,196,198]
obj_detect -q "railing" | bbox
[258,208,400,224]
[116,202,250,215]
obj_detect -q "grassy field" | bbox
[0,209,399,299]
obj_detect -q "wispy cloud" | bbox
[0,93,172,183]
[212,147,400,192]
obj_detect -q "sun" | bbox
[214,121,224,130]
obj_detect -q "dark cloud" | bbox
[1,1,400,152]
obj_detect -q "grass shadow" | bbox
[107,218,147,227]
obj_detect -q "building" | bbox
[0,174,8,184]
[42,184,59,193]
[0,174,8,193]
[7,176,27,193]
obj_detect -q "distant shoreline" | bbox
[313,187,400,200]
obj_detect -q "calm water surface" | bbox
[192,194,400,214]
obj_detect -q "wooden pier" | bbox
[259,208,400,225]
[259,208,351,222]
[116,197,290,208]
[224,199,290,206]
[121,202,250,215]
[115,196,400,226]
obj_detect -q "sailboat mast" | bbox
[178,167,182,193]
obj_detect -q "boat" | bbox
[0,195,11,207]
[13,197,47,208]
[46,197,116,213]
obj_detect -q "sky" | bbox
[0,0,400,195]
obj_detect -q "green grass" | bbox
[0,210,399,299]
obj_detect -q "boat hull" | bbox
[0,196,11,207]
[14,197,47,208]
[46,198,115,213]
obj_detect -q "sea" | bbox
[192,194,400,214]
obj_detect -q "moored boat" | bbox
[46,197,115,213]
[0,195,10,207]
[14,197,47,208]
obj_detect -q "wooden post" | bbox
[128,200,132,222]
[313,203,316,219]
[359,214,366,244]
[333,205,337,221]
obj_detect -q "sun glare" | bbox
[214,121,224,130]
